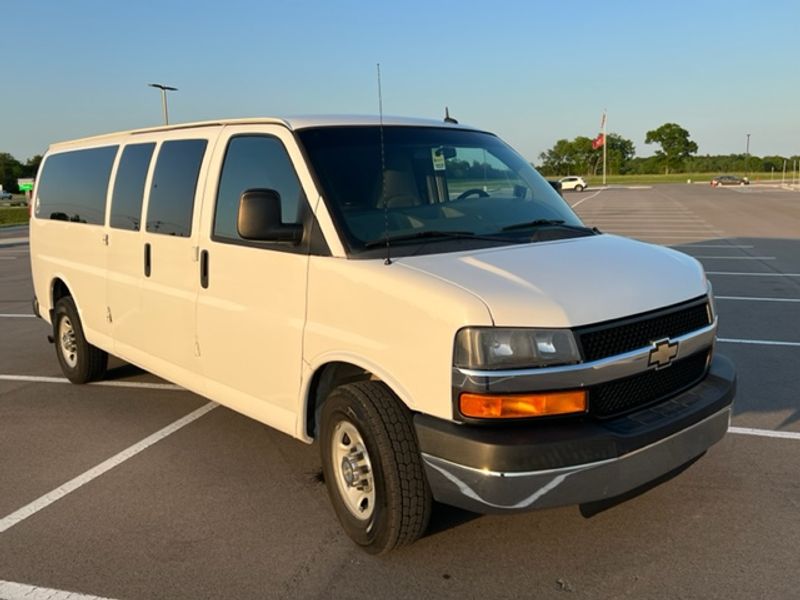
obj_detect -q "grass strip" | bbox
[0,208,30,226]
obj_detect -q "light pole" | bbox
[745,133,751,179]
[148,83,178,125]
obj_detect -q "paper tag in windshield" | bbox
[431,149,447,171]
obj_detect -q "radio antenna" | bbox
[377,63,391,265]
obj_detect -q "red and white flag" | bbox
[592,133,605,150]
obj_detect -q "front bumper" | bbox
[415,354,736,514]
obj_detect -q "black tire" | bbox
[320,381,431,554]
[54,296,108,384]
[575,184,585,192]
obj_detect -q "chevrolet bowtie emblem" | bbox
[649,338,679,369]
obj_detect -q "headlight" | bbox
[454,327,580,370]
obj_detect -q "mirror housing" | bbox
[435,146,457,160]
[237,188,303,244]
[547,180,564,198]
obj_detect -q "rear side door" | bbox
[113,131,217,388]
[195,125,313,436]
[106,141,156,355]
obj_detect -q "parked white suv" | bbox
[559,176,587,191]
[29,116,735,553]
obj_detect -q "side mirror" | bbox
[237,188,303,244]
[435,146,457,160]
[547,180,563,198]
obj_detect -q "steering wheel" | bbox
[456,188,490,200]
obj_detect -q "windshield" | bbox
[297,126,588,257]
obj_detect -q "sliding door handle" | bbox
[200,249,209,289]
[144,243,151,277]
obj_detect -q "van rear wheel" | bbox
[320,381,431,554]
[54,297,108,384]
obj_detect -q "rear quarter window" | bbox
[36,146,119,224]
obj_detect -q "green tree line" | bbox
[0,153,42,192]
[538,134,635,177]
[537,122,799,177]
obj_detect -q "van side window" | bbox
[110,143,155,231]
[213,136,304,241]
[146,139,207,237]
[36,146,118,224]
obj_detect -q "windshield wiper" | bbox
[362,230,512,249]
[502,219,597,234]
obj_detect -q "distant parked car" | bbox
[711,175,749,187]
[0,190,12,200]
[559,176,587,192]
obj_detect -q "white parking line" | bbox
[0,374,183,391]
[586,215,699,217]
[0,314,35,318]
[717,338,800,347]
[673,245,754,249]
[602,225,719,229]
[0,579,119,600]
[633,236,718,239]
[729,427,800,441]
[692,256,775,260]
[591,224,705,228]
[606,230,723,234]
[570,189,604,208]
[0,401,218,534]
[707,272,800,277]
[716,296,800,303]
[585,218,701,221]
[588,221,701,225]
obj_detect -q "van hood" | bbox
[397,235,708,328]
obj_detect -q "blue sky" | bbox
[2,0,798,162]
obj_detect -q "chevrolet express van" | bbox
[30,116,736,553]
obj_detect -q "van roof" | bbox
[47,115,481,151]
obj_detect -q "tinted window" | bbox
[146,139,207,236]
[214,136,304,241]
[36,146,118,224]
[110,143,155,230]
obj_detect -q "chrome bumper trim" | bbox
[453,320,716,393]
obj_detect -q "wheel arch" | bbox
[51,277,73,306]
[301,356,415,441]
[48,276,78,325]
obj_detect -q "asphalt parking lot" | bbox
[1,184,799,600]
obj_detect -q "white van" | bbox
[30,116,735,553]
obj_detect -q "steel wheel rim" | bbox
[59,316,78,368]
[331,420,375,521]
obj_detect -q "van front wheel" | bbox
[54,297,108,384]
[320,381,431,554]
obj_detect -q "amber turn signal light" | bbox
[459,390,587,419]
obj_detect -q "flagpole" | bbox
[602,109,607,186]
